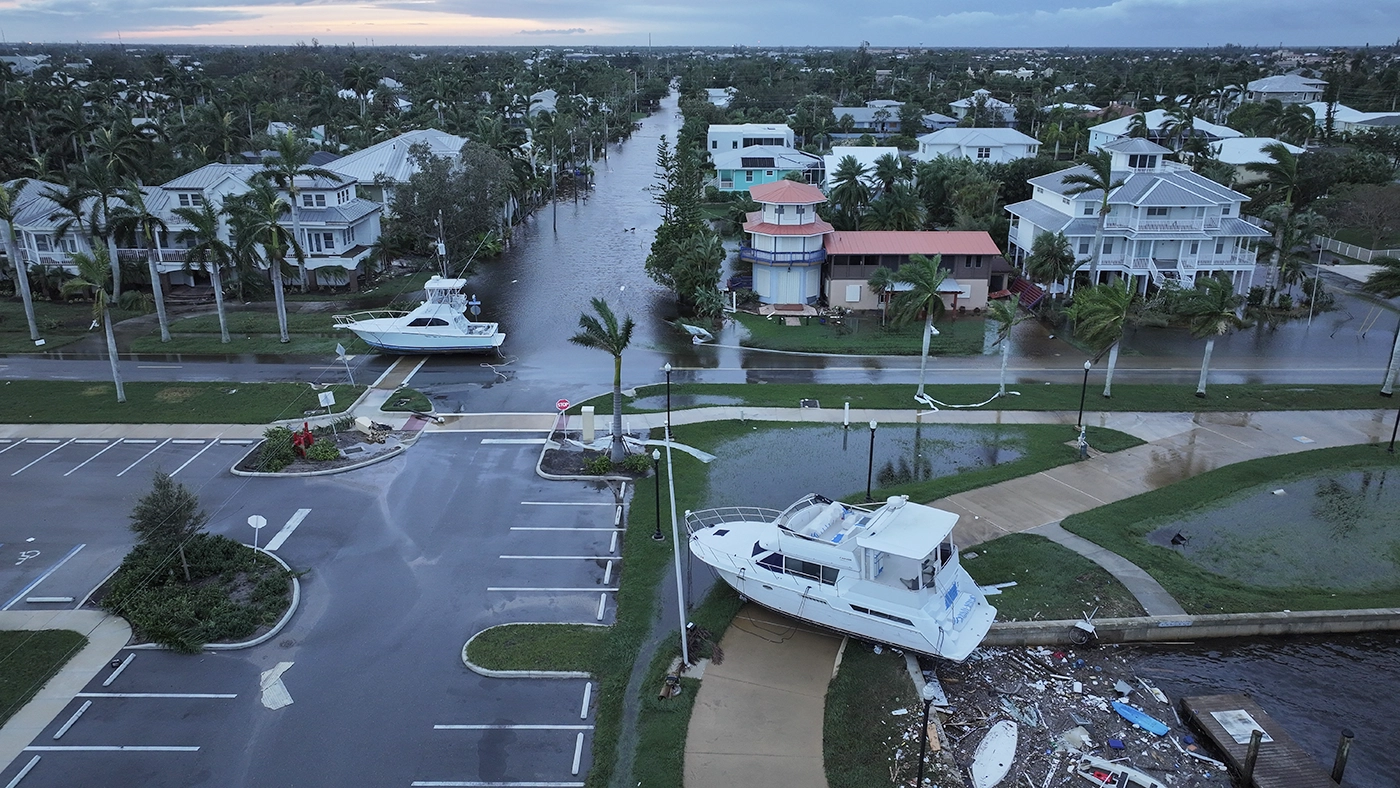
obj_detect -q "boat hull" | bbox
[342,326,506,354]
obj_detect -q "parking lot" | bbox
[0,433,619,787]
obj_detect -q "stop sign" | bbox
[556,399,570,411]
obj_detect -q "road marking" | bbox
[571,731,584,775]
[170,439,205,445]
[410,782,584,787]
[486,588,617,593]
[0,440,24,455]
[11,439,74,475]
[260,661,295,710]
[264,509,311,552]
[75,692,237,699]
[499,556,617,561]
[25,597,73,604]
[117,438,170,476]
[4,755,39,788]
[596,594,606,621]
[25,439,60,444]
[136,365,182,369]
[219,439,254,445]
[520,502,612,507]
[433,724,594,731]
[66,440,122,476]
[511,528,623,532]
[53,700,92,739]
[170,440,218,477]
[72,439,108,445]
[2,545,86,611]
[23,746,199,752]
[580,683,591,720]
[102,654,134,687]
[480,438,547,445]
[122,439,157,444]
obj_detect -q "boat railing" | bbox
[332,310,410,326]
[684,506,783,535]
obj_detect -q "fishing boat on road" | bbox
[333,276,504,354]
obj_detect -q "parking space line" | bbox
[571,732,584,775]
[170,439,205,445]
[170,440,218,476]
[0,440,23,455]
[480,438,547,445]
[510,528,622,532]
[432,725,593,731]
[117,438,170,476]
[499,556,616,561]
[25,439,60,444]
[520,502,612,507]
[66,441,121,476]
[485,588,616,593]
[11,438,74,475]
[52,700,91,739]
[2,544,86,611]
[122,439,157,444]
[410,782,584,787]
[579,683,591,720]
[4,755,39,788]
[102,654,135,687]
[75,692,237,699]
[72,439,108,445]
[220,440,254,445]
[264,509,312,552]
[24,746,199,752]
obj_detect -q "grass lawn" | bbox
[381,387,432,412]
[128,311,374,356]
[577,382,1396,415]
[465,624,607,673]
[0,380,362,423]
[962,533,1145,620]
[1062,443,1400,614]
[1332,227,1400,252]
[733,311,987,355]
[0,299,143,353]
[0,630,88,726]
[823,644,918,788]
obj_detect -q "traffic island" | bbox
[232,421,410,477]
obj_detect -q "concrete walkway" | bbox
[1030,522,1186,616]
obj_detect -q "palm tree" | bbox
[1181,276,1248,397]
[76,159,129,300]
[1357,256,1400,395]
[872,153,904,194]
[90,127,147,183]
[887,254,948,402]
[1257,210,1327,300]
[987,295,1027,396]
[231,180,299,343]
[863,183,926,231]
[1066,281,1138,397]
[1061,150,1126,284]
[112,183,171,342]
[1126,113,1150,139]
[1245,142,1302,291]
[0,179,42,343]
[342,64,379,117]
[1024,230,1077,304]
[258,132,342,292]
[1159,106,1195,150]
[61,247,125,402]
[867,266,895,326]
[175,200,234,344]
[569,297,634,462]
[828,155,871,228]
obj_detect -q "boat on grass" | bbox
[333,276,504,354]
[685,493,996,661]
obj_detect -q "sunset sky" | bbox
[0,0,1395,48]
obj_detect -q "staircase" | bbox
[1007,278,1046,310]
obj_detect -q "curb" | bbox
[128,548,301,652]
[230,440,407,477]
[981,605,1400,647]
[270,384,375,429]
[461,622,607,679]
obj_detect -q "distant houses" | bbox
[1245,74,1327,105]
[1208,137,1305,184]
[1087,109,1244,152]
[913,128,1040,163]
[830,99,906,138]
[948,89,1016,127]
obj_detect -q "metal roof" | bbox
[824,231,1001,257]
[916,128,1040,147]
[1247,74,1327,93]
[161,163,260,191]
[1101,137,1170,154]
[711,146,821,171]
[294,199,381,225]
[328,129,467,185]
[748,180,828,205]
[1090,110,1243,140]
[1005,200,1072,233]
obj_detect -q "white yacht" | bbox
[333,276,504,354]
[686,493,996,661]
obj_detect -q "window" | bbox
[796,206,805,216]
[407,317,450,327]
[745,171,754,182]
[1222,205,1232,216]
[756,553,838,585]
[1128,154,1158,169]
[306,231,335,253]
[765,170,774,177]
[301,193,327,208]
[1083,204,1094,216]
[342,227,357,246]
[775,205,785,215]
[1103,240,1114,254]
[177,193,203,207]
[976,147,991,159]
[1215,240,1226,255]
[731,140,738,149]
[974,257,983,268]
[1147,207,1169,217]
[849,605,914,626]
[711,140,717,149]
[1190,242,1199,254]
[34,235,49,252]
[336,188,351,204]
[1078,240,1091,255]
[845,284,861,302]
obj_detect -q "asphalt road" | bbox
[0,435,619,787]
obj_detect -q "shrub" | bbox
[306,440,340,461]
[620,453,654,474]
[256,426,295,472]
[583,455,613,475]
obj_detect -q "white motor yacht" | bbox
[333,276,504,354]
[686,493,996,661]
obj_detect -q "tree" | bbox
[129,471,208,582]
[229,180,299,343]
[872,153,904,193]
[1126,113,1150,138]
[390,141,518,273]
[867,266,895,326]
[1024,230,1076,304]
[864,183,926,231]
[569,298,634,462]
[342,63,379,117]
[1321,184,1400,251]
[987,295,1027,396]
[887,254,948,402]
[60,247,125,403]
[258,132,343,292]
[1061,150,1126,283]
[112,183,171,342]
[1066,281,1142,397]
[828,155,871,229]
[1245,142,1302,292]
[1181,276,1248,397]
[1257,210,1328,300]
[0,179,41,343]
[175,200,234,344]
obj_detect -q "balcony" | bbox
[115,248,189,263]
[1103,217,1207,234]
[739,246,826,265]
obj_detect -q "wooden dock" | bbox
[1180,694,1338,788]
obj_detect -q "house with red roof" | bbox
[738,181,1008,310]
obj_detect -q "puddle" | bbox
[1146,469,1400,591]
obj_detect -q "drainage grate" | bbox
[799,399,820,409]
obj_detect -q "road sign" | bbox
[468,294,481,318]
[248,515,268,550]
[335,343,347,359]
[556,399,570,411]
[318,391,336,408]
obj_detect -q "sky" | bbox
[0,0,1397,48]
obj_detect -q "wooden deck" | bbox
[1180,694,1338,788]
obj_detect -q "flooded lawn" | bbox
[629,394,744,409]
[1146,468,1400,591]
[700,423,1025,509]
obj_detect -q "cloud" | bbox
[518,27,586,35]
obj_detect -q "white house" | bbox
[1004,138,1269,295]
[913,128,1040,163]
[706,123,795,155]
[1208,137,1305,184]
[328,128,467,206]
[822,147,901,190]
[921,112,959,131]
[1088,109,1243,152]
[830,100,907,138]
[948,90,1016,127]
[1305,102,1400,134]
[1245,74,1327,105]
[704,87,737,108]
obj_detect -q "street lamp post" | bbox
[1077,360,1092,430]
[663,362,673,441]
[1389,409,1400,454]
[866,420,878,502]
[651,449,664,540]
[914,682,940,787]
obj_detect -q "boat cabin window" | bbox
[407,317,451,327]
[755,552,839,585]
[849,605,913,626]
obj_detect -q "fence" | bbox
[1314,235,1400,263]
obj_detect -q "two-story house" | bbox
[328,128,467,207]
[712,147,824,193]
[1245,75,1327,105]
[706,124,795,154]
[912,128,1040,163]
[948,90,1016,127]
[1004,138,1269,295]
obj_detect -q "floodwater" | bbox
[698,423,1023,511]
[1145,469,1400,591]
[1133,634,1400,788]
